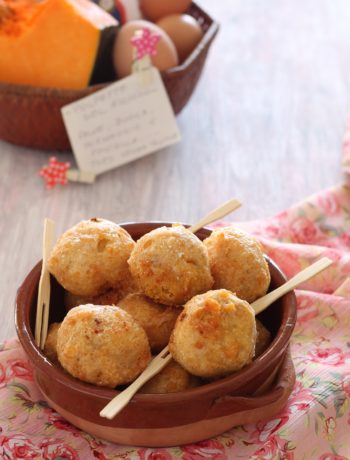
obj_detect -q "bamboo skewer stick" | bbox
[99,198,242,420]
[100,346,171,420]
[35,218,55,349]
[99,257,333,420]
[188,198,241,233]
[251,257,333,315]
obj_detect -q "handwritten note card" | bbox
[61,68,181,175]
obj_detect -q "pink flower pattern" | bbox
[317,194,341,217]
[289,217,324,244]
[250,434,295,460]
[340,231,350,248]
[181,439,227,459]
[139,448,175,460]
[319,455,348,460]
[282,381,314,415]
[3,180,350,457]
[295,295,319,325]
[250,416,290,444]
[342,375,350,397]
[307,347,349,366]
[8,358,33,381]
[40,439,79,459]
[0,434,41,459]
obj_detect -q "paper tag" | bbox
[61,67,181,175]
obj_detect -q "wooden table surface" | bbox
[0,0,349,341]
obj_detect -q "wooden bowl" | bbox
[0,3,218,152]
[15,222,297,447]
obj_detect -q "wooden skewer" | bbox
[35,197,240,349]
[35,218,55,349]
[252,257,333,315]
[99,256,333,420]
[100,346,172,420]
[188,198,242,234]
[100,197,242,419]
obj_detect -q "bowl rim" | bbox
[15,221,297,405]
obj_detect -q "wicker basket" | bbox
[0,3,218,151]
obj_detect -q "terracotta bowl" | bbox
[15,222,297,447]
[0,3,218,152]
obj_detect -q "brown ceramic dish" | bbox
[15,222,297,447]
[0,3,218,151]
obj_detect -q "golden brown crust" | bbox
[140,359,201,394]
[43,322,61,363]
[64,288,122,311]
[255,319,272,358]
[128,225,213,305]
[48,218,135,297]
[56,305,151,388]
[115,268,139,299]
[118,293,181,353]
[169,289,256,378]
[204,226,271,303]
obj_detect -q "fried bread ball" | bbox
[140,359,200,394]
[44,322,61,362]
[57,305,151,388]
[48,218,135,297]
[64,288,121,311]
[117,269,139,296]
[204,227,270,303]
[169,289,256,379]
[128,225,213,305]
[255,319,272,358]
[118,293,181,352]
[64,268,138,311]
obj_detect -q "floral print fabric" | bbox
[2,184,350,459]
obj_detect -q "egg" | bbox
[113,20,179,78]
[157,14,203,62]
[140,0,192,22]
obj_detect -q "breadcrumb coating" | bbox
[255,319,272,358]
[128,225,213,305]
[57,305,151,388]
[204,226,270,303]
[48,218,135,297]
[169,289,256,378]
[118,293,181,352]
[44,322,61,362]
[140,359,200,394]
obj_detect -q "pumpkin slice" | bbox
[0,0,118,89]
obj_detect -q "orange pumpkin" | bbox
[0,0,118,89]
